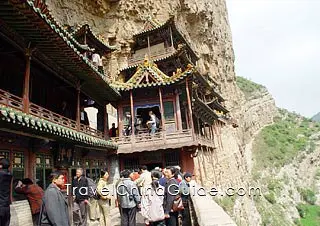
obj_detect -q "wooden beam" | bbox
[76,83,81,130]
[23,48,31,113]
[159,87,166,131]
[104,105,109,140]
[130,90,135,138]
[175,89,182,131]
[186,78,194,134]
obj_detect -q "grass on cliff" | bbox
[296,204,320,226]
[252,109,320,170]
[236,76,265,98]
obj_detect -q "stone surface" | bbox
[10,200,33,226]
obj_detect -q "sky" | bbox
[226,0,320,117]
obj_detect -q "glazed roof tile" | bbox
[0,105,117,149]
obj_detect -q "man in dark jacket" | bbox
[39,171,69,226]
[164,167,179,226]
[0,158,13,226]
[72,168,89,226]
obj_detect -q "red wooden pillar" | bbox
[76,84,81,130]
[159,88,165,131]
[130,90,135,138]
[175,89,182,131]
[185,78,194,133]
[104,105,109,139]
[23,49,31,113]
[118,105,123,138]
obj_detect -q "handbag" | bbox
[172,195,184,212]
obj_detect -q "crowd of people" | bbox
[0,157,193,226]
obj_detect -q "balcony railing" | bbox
[128,46,175,66]
[0,88,105,139]
[114,129,194,153]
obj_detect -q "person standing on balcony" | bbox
[0,158,13,226]
[147,111,157,135]
[109,123,117,138]
[92,51,101,68]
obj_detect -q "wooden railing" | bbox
[0,88,105,139]
[114,129,194,152]
[128,46,175,66]
[0,89,24,111]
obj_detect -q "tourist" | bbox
[134,165,152,191]
[97,171,112,226]
[15,178,44,225]
[130,169,140,181]
[0,158,13,226]
[141,170,165,226]
[164,166,179,226]
[92,52,101,68]
[146,111,157,134]
[117,169,141,226]
[179,173,193,226]
[159,168,167,187]
[39,171,70,226]
[109,123,117,138]
[72,168,89,226]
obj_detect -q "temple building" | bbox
[0,0,119,189]
[111,17,230,176]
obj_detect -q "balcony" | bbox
[127,46,175,67]
[115,129,201,153]
[0,89,104,140]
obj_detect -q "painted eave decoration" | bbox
[0,105,118,149]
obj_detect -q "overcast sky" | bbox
[226,0,320,117]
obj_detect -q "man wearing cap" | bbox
[179,173,193,226]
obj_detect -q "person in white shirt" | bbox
[147,111,157,134]
[92,52,101,67]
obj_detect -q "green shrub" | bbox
[297,203,307,218]
[264,192,276,204]
[236,76,265,99]
[300,189,316,205]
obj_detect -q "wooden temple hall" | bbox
[0,0,235,188]
[111,17,231,173]
[0,0,120,188]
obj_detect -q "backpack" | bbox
[86,178,99,199]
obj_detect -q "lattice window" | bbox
[164,101,175,121]
[164,151,180,167]
[36,154,53,189]
[0,150,10,159]
[123,158,139,170]
[12,152,24,180]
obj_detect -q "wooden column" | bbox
[76,84,81,130]
[104,105,109,139]
[184,104,189,129]
[159,88,165,131]
[147,36,151,58]
[185,79,194,133]
[175,89,182,131]
[130,90,135,137]
[23,48,32,113]
[118,105,123,138]
[169,27,174,48]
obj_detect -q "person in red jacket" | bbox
[15,178,44,225]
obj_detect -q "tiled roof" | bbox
[112,57,194,91]
[71,24,118,53]
[0,105,117,149]
[0,0,120,103]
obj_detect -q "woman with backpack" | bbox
[141,170,165,226]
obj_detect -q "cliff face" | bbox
[47,0,278,224]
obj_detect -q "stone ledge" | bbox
[190,183,237,226]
